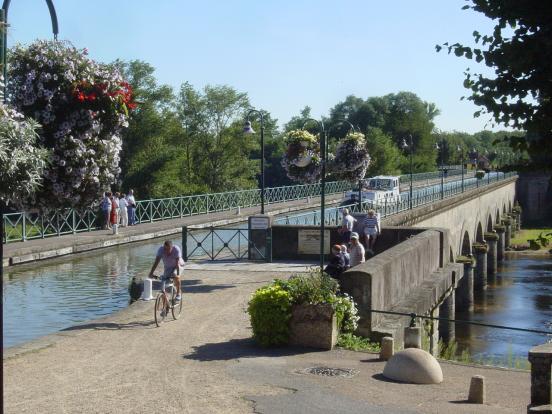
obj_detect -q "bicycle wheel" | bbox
[154,293,168,327]
[171,285,183,320]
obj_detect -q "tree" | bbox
[0,102,49,207]
[364,127,403,177]
[437,0,552,166]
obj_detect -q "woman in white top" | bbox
[363,209,380,253]
[119,194,129,227]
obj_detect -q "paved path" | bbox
[4,262,530,413]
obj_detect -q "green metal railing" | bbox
[2,180,352,243]
[2,170,514,244]
[274,172,517,226]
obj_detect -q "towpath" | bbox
[4,261,530,414]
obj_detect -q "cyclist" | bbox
[149,240,183,301]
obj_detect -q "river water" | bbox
[455,254,552,362]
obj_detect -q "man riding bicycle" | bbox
[149,240,183,301]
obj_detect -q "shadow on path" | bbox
[183,338,317,362]
[151,279,237,294]
[62,320,155,331]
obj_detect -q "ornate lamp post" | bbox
[457,145,464,192]
[243,109,266,215]
[435,141,444,199]
[302,118,327,272]
[402,134,414,209]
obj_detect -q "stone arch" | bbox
[486,214,494,232]
[449,247,454,263]
[475,222,484,242]
[461,231,471,256]
[495,208,501,224]
[503,203,507,214]
[508,200,512,213]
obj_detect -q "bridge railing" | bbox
[274,171,517,226]
[2,180,353,243]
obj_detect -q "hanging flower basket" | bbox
[329,132,370,182]
[281,130,322,183]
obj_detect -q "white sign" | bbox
[298,229,330,255]
[250,216,270,230]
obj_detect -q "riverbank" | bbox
[4,262,533,413]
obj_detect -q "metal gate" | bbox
[182,226,271,262]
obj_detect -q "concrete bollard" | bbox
[112,223,118,235]
[404,327,422,349]
[380,337,394,361]
[468,375,486,404]
[236,206,241,215]
[141,278,154,300]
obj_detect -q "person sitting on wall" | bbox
[341,245,351,270]
[324,244,345,279]
[349,232,365,267]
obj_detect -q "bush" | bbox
[247,285,292,347]
[247,271,360,346]
[475,170,485,179]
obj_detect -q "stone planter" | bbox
[289,303,337,350]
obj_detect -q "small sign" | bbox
[298,229,330,254]
[250,216,270,230]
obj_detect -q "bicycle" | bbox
[151,274,183,327]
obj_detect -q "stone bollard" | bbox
[495,226,506,261]
[456,259,475,312]
[112,223,118,235]
[404,327,422,349]
[473,243,488,291]
[236,206,241,215]
[468,375,486,404]
[380,337,394,361]
[527,343,552,413]
[485,232,499,277]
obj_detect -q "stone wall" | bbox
[339,229,445,336]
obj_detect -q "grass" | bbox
[510,227,552,250]
[438,340,530,370]
[337,333,381,352]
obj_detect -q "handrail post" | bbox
[149,202,153,223]
[22,213,26,241]
[72,209,76,234]
[182,226,188,261]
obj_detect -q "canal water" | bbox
[455,254,552,363]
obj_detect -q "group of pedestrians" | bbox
[101,189,137,230]
[324,208,380,279]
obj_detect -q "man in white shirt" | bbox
[119,194,129,227]
[340,208,356,243]
[349,232,365,267]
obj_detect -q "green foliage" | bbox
[364,127,403,176]
[438,1,552,167]
[438,340,529,370]
[337,333,380,352]
[0,103,50,207]
[527,231,552,250]
[247,285,293,347]
[475,170,485,179]
[248,272,360,346]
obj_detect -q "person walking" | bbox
[349,232,365,267]
[340,208,356,243]
[119,193,128,227]
[127,189,136,226]
[362,209,380,254]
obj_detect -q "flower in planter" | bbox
[329,132,370,183]
[7,40,136,210]
[475,170,486,179]
[281,129,322,183]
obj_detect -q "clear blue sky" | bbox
[6,0,499,133]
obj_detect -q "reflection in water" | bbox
[455,255,552,360]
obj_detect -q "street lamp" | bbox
[457,145,464,193]
[435,141,444,199]
[243,109,266,215]
[302,118,327,273]
[401,135,414,209]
